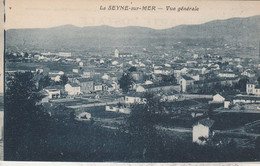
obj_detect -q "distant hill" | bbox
[6,15,260,51]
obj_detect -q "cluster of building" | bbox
[5,43,260,148]
[7,48,260,110]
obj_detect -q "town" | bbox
[6,41,260,144]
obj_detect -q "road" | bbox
[214,109,260,114]
[215,130,260,138]
[155,125,192,133]
[67,101,119,109]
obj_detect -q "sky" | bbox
[4,0,260,30]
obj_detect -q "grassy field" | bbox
[212,112,260,130]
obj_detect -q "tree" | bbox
[143,92,166,114]
[128,66,137,72]
[123,93,165,160]
[235,78,248,92]
[51,104,75,121]
[24,52,29,58]
[39,75,52,90]
[208,105,214,119]
[5,72,51,160]
[69,110,76,121]
[59,74,68,86]
[161,74,176,84]
[118,72,133,93]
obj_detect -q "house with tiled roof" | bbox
[241,69,256,78]
[179,75,195,92]
[65,83,81,96]
[218,72,236,78]
[103,82,114,92]
[136,82,180,93]
[44,85,62,99]
[233,95,260,104]
[76,78,94,94]
[105,104,131,114]
[213,94,225,103]
[246,82,260,96]
[94,82,103,92]
[173,66,189,77]
[124,92,146,104]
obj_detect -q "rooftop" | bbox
[181,75,194,81]
[194,118,215,128]
[44,85,62,90]
[67,83,80,87]
[78,78,93,82]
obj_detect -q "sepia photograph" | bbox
[3,0,260,163]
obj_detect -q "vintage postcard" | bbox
[2,0,260,165]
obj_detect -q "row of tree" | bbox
[36,73,68,90]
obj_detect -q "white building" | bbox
[179,75,195,92]
[224,101,230,109]
[164,63,171,68]
[54,75,61,82]
[193,54,199,59]
[124,93,146,104]
[105,105,131,114]
[105,105,118,112]
[44,86,61,99]
[83,71,93,78]
[136,85,146,93]
[213,94,225,103]
[193,118,215,145]
[79,62,84,67]
[94,84,103,91]
[35,68,44,73]
[154,69,171,75]
[112,60,119,65]
[111,81,119,91]
[118,107,131,114]
[201,67,207,75]
[115,49,119,58]
[246,83,260,95]
[102,74,110,80]
[218,73,236,78]
[100,59,105,64]
[76,112,91,121]
[242,70,255,78]
[58,52,71,57]
[72,69,79,73]
[65,83,81,96]
[233,95,260,104]
[49,71,64,82]
[161,94,178,102]
[190,75,200,81]
[145,80,153,85]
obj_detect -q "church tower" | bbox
[115,49,119,58]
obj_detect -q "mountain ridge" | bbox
[6,15,260,51]
[7,15,260,31]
